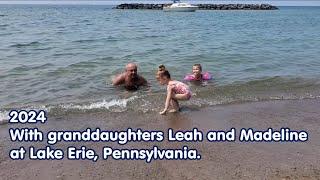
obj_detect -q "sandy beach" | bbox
[1,98,319,180]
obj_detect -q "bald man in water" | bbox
[112,63,148,90]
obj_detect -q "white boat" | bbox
[163,0,198,12]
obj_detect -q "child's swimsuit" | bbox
[171,80,192,100]
[184,72,212,81]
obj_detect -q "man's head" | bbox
[125,63,138,79]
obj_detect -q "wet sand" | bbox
[0,99,319,179]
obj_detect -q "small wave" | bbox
[77,19,90,23]
[34,47,53,51]
[10,41,42,48]
[122,48,164,58]
[0,33,13,36]
[106,37,119,42]
[59,96,138,112]
[9,63,54,72]
[146,48,164,53]
[96,56,117,61]
[145,34,166,38]
[68,61,104,68]
[53,52,77,57]
[0,111,8,125]
[72,39,96,43]
[73,37,119,44]
[183,54,208,61]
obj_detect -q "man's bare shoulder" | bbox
[137,75,148,85]
[112,73,125,86]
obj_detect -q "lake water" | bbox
[0,5,319,122]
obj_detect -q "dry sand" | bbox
[0,99,319,180]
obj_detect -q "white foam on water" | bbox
[60,96,138,111]
[0,111,8,124]
[187,97,235,107]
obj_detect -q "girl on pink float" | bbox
[158,70,192,115]
[184,64,212,81]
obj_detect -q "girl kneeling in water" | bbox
[158,70,191,115]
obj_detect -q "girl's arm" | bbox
[160,85,173,115]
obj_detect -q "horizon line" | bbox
[0,1,320,6]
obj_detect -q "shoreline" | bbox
[1,95,319,125]
[1,98,319,179]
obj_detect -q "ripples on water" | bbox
[0,5,320,120]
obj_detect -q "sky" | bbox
[0,0,320,6]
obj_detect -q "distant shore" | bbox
[114,3,278,10]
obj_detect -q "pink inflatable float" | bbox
[184,72,212,81]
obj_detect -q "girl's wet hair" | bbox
[158,64,166,72]
[159,70,171,79]
[193,64,202,71]
[156,65,167,81]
